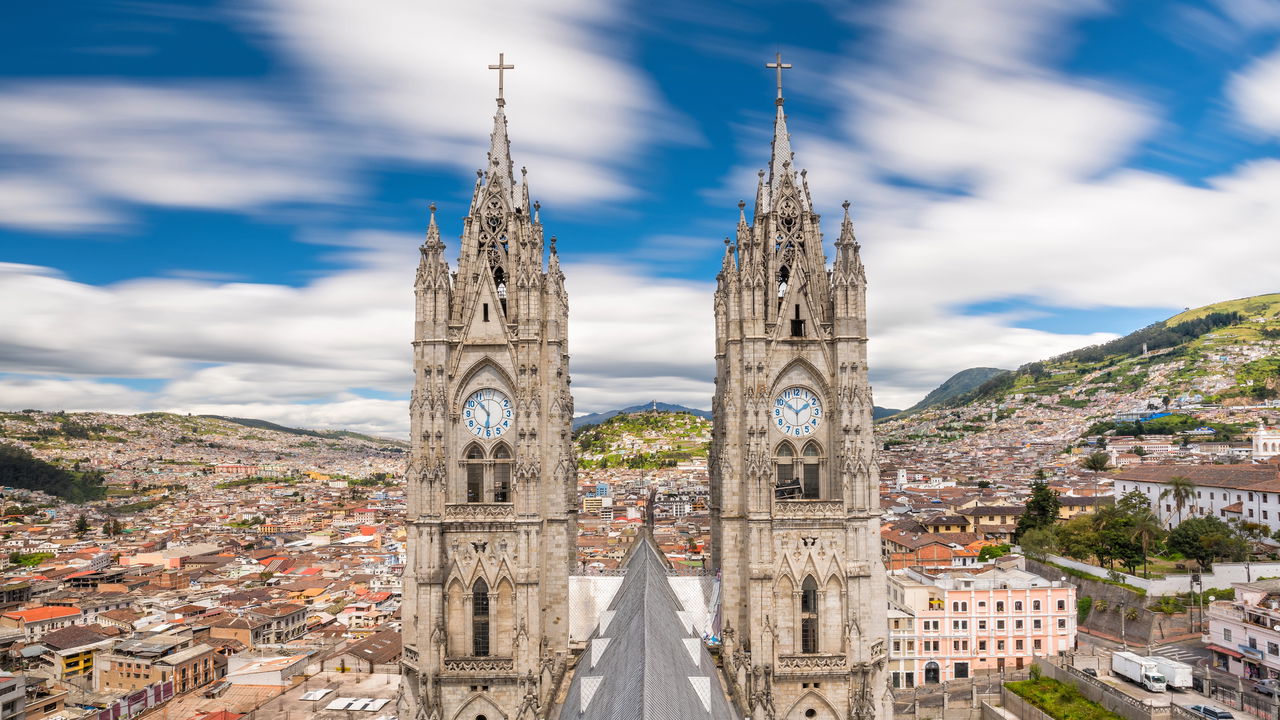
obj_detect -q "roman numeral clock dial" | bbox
[463,388,512,439]
[773,386,822,437]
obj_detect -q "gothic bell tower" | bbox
[401,55,576,720]
[710,55,889,720]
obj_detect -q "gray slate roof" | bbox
[560,533,736,719]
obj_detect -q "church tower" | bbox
[710,56,890,720]
[401,56,576,720]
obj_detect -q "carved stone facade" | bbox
[400,96,575,720]
[710,92,890,720]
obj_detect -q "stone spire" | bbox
[767,101,794,190]
[483,102,517,207]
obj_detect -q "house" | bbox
[37,625,112,680]
[0,606,82,641]
[318,629,401,673]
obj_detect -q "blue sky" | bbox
[0,0,1277,436]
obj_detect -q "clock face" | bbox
[773,386,822,437]
[463,388,513,439]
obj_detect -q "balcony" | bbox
[774,500,845,519]
[443,503,516,522]
[443,656,515,675]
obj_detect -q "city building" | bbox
[97,633,218,695]
[1113,464,1280,529]
[1205,578,1280,681]
[887,566,1077,687]
[0,606,81,641]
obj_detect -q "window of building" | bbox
[465,444,485,503]
[1032,600,1041,611]
[978,641,987,652]
[472,578,490,657]
[1268,642,1278,657]
[1033,639,1042,651]
[1057,600,1066,611]
[492,444,511,502]
[1033,619,1042,630]
[978,620,987,630]
[800,576,819,653]
[996,602,1005,612]
[801,442,822,499]
[1057,618,1067,629]
[775,443,799,499]
[955,662,970,679]
[1014,601,1023,611]
[1016,640,1024,651]
[952,620,968,631]
[996,620,1006,630]
[997,641,1005,651]
[1015,620,1024,630]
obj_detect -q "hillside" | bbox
[878,293,1280,452]
[575,410,711,469]
[572,402,711,431]
[0,410,407,504]
[904,367,1007,414]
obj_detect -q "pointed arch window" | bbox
[465,444,485,503]
[777,265,790,300]
[775,443,800,499]
[492,443,512,503]
[800,576,819,653]
[461,444,514,504]
[493,266,508,315]
[801,442,822,499]
[472,578,490,657]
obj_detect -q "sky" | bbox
[0,0,1278,438]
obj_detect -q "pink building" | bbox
[887,565,1077,687]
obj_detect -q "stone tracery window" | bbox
[462,442,513,503]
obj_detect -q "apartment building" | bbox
[97,633,217,695]
[887,565,1076,687]
[1205,578,1280,681]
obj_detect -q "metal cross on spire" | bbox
[766,52,792,105]
[488,52,515,107]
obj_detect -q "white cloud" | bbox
[1230,46,1280,135]
[0,378,148,413]
[0,83,350,230]
[243,0,686,206]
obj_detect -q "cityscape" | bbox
[1,2,1279,720]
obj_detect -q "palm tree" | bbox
[1160,476,1196,526]
[1129,509,1164,578]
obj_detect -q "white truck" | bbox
[1148,656,1193,690]
[1112,651,1167,692]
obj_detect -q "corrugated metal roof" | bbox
[561,533,735,719]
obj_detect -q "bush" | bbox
[1006,677,1125,720]
[1077,596,1093,623]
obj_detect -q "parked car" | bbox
[1186,705,1234,720]
[1083,668,1098,678]
[1253,678,1279,696]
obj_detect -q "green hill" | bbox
[575,410,711,470]
[906,367,1007,413]
[0,442,106,502]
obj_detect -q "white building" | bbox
[1254,424,1280,461]
[1205,579,1280,681]
[1111,464,1280,529]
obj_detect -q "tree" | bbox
[1168,516,1248,571]
[1128,508,1164,578]
[1082,452,1110,472]
[1020,526,1058,560]
[1160,476,1196,525]
[975,480,992,489]
[1056,515,1100,562]
[74,514,89,536]
[1130,446,1148,457]
[1015,481,1060,542]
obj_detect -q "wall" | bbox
[1038,658,1169,720]
[1041,553,1280,597]
[1025,559,1192,645]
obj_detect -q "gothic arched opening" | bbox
[775,443,800,499]
[800,575,819,653]
[472,578,490,657]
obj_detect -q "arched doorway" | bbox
[925,662,940,684]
